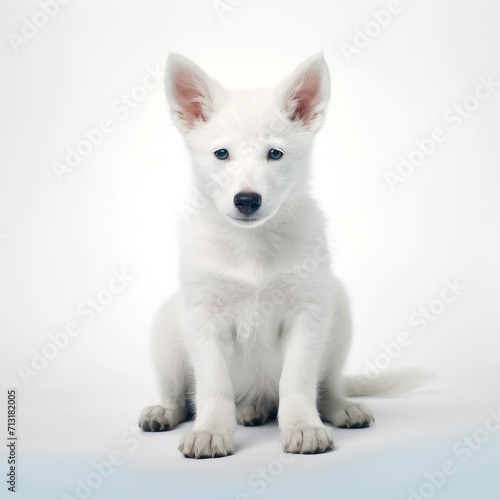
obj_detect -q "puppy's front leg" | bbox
[178,316,236,458]
[279,310,333,454]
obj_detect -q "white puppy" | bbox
[139,53,424,458]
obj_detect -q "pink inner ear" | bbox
[288,71,321,125]
[172,67,209,127]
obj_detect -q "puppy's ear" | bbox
[279,53,331,133]
[165,53,225,133]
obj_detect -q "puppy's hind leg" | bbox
[139,295,189,432]
[319,280,374,429]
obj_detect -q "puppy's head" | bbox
[165,53,330,228]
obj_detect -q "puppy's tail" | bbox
[343,368,436,397]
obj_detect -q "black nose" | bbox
[234,192,262,216]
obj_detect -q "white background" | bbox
[1,1,500,499]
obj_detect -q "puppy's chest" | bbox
[200,272,301,321]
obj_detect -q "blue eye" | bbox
[214,149,229,160]
[268,149,283,160]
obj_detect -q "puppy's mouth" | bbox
[228,215,260,222]
[226,214,268,228]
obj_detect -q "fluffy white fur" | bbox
[139,53,426,458]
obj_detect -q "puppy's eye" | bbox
[268,149,283,160]
[214,149,229,160]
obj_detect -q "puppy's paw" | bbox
[138,405,184,432]
[237,404,271,426]
[179,430,234,458]
[281,424,333,454]
[331,402,374,429]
